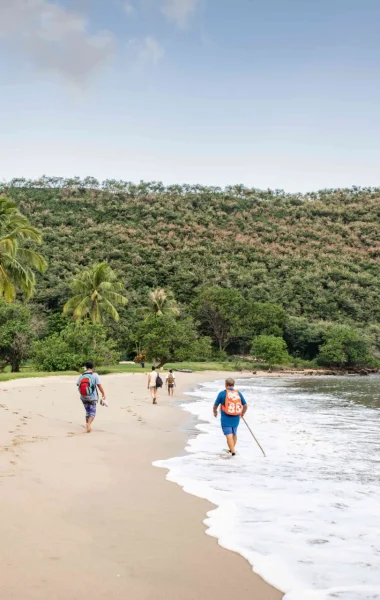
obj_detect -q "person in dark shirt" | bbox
[213,377,248,456]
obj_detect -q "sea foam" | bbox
[154,377,380,600]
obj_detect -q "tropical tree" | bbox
[284,317,328,360]
[193,286,246,350]
[0,301,35,371]
[244,302,286,338]
[317,325,375,367]
[32,321,119,372]
[145,288,180,317]
[135,314,212,367]
[252,335,291,367]
[63,262,128,323]
[0,196,47,302]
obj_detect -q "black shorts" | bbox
[168,384,174,389]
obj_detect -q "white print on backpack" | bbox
[223,390,243,415]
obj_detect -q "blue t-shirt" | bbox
[214,388,247,427]
[77,372,101,402]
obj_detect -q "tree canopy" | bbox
[3,179,380,326]
[0,301,36,372]
[135,314,212,367]
[1,179,380,371]
[252,335,290,367]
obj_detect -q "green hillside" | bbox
[3,178,380,326]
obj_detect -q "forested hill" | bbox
[2,178,380,325]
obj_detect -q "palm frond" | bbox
[2,257,35,300]
[98,280,125,293]
[100,296,120,322]
[73,296,92,321]
[101,290,128,305]
[63,295,86,315]
[15,248,47,272]
[0,197,46,301]
[1,226,42,244]
[0,237,16,255]
[0,264,16,302]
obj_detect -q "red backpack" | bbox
[78,372,96,397]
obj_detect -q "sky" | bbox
[1,0,380,192]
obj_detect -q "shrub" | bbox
[0,302,35,372]
[317,325,375,367]
[136,314,212,367]
[32,336,82,371]
[32,321,119,372]
[252,335,291,367]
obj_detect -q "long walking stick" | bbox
[242,417,266,457]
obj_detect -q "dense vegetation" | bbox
[0,177,379,371]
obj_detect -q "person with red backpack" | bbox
[77,361,107,433]
[213,378,247,456]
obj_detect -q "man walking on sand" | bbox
[213,378,247,456]
[166,370,176,397]
[77,361,107,433]
[148,365,162,404]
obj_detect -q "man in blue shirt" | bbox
[77,361,107,433]
[213,377,247,456]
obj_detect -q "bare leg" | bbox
[168,387,170,397]
[151,387,157,404]
[86,416,94,433]
[226,434,236,454]
[233,435,238,448]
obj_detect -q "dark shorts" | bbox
[222,426,238,436]
[168,384,174,389]
[82,400,97,421]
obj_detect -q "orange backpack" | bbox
[221,390,243,416]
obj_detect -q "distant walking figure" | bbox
[213,378,247,456]
[77,361,106,433]
[148,366,162,404]
[166,370,176,396]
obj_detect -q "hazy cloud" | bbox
[132,36,165,65]
[123,1,135,14]
[0,0,115,83]
[161,0,201,27]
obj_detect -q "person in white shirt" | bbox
[165,370,176,397]
[147,366,160,404]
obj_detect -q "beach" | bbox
[0,371,283,600]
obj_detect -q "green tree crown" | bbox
[63,262,128,324]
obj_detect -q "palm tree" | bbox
[0,197,47,302]
[145,288,180,317]
[63,262,128,323]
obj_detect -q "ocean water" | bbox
[153,376,380,600]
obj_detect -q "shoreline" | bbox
[1,363,378,385]
[0,371,283,600]
[0,367,380,384]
